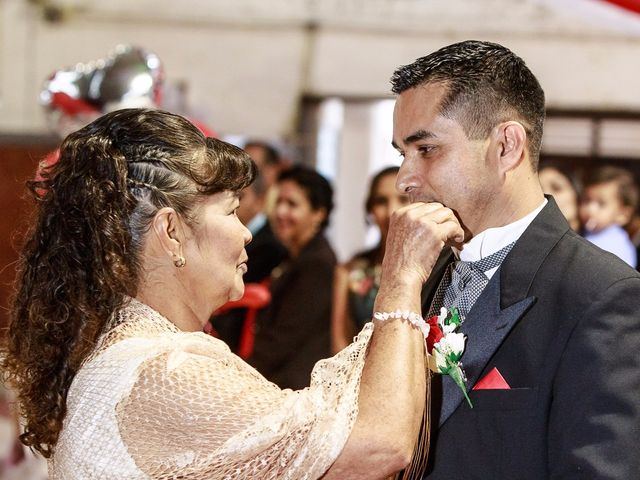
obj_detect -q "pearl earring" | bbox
[173,256,186,268]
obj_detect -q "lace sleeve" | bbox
[116,324,374,479]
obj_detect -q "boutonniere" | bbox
[426,307,472,407]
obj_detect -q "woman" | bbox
[332,166,409,353]
[538,161,581,231]
[1,109,438,479]
[249,166,336,390]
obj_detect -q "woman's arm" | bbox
[324,202,464,479]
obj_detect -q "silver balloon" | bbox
[41,45,164,115]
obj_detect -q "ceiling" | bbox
[34,0,640,37]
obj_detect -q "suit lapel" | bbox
[438,197,570,427]
[421,248,455,315]
[438,273,536,426]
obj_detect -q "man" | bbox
[236,169,288,284]
[390,40,640,478]
[243,141,285,214]
[210,169,286,353]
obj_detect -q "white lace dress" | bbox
[48,298,373,479]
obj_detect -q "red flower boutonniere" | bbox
[426,307,472,407]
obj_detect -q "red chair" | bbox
[211,282,271,359]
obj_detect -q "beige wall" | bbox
[2,0,640,139]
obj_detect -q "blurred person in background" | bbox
[0,384,47,480]
[580,165,637,267]
[538,161,581,231]
[1,109,433,479]
[209,168,287,353]
[249,166,337,390]
[331,166,409,354]
[237,144,289,282]
[624,208,640,273]
[243,140,287,214]
[243,141,284,192]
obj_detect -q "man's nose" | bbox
[396,159,420,195]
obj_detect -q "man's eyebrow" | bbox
[391,130,437,150]
[405,130,437,144]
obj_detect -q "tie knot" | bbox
[452,261,477,291]
[428,241,517,320]
[466,241,516,273]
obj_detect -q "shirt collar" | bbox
[458,199,547,263]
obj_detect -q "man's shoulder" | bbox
[541,228,640,286]
[519,200,637,284]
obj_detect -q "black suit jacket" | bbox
[422,198,640,479]
[244,221,287,284]
[249,233,336,390]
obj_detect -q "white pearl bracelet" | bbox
[372,310,430,339]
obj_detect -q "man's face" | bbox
[236,186,261,226]
[392,83,497,235]
[245,145,279,189]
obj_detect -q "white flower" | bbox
[438,307,448,324]
[427,350,448,373]
[444,332,466,354]
[442,322,457,335]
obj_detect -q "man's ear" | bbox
[151,207,185,261]
[495,121,527,175]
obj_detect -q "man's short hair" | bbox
[244,141,281,167]
[585,165,639,211]
[247,169,267,197]
[390,40,546,169]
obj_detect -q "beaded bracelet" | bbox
[372,310,430,339]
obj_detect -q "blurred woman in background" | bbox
[538,161,581,231]
[249,166,337,390]
[331,166,409,353]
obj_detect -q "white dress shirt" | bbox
[456,199,548,279]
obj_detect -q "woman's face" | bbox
[273,180,325,252]
[369,173,409,240]
[539,167,578,226]
[183,191,252,312]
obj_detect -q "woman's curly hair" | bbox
[0,108,255,457]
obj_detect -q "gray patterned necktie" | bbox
[428,242,515,319]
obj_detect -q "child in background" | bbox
[580,166,638,268]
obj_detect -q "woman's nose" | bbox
[243,224,253,246]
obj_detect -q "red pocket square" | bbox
[473,367,511,390]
